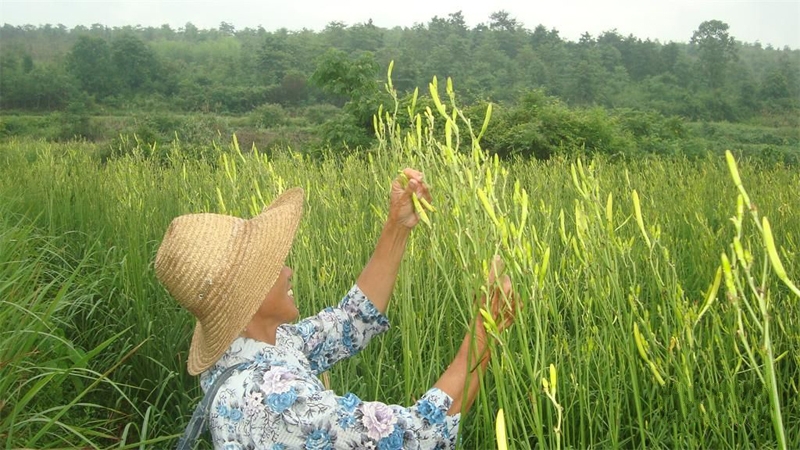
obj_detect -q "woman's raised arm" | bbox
[356,168,431,314]
[435,258,519,415]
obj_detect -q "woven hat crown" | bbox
[155,188,304,374]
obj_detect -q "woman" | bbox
[155,169,518,449]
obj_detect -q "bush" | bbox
[176,115,227,144]
[481,90,636,159]
[316,114,374,152]
[303,104,342,125]
[250,103,288,128]
[0,115,48,139]
[614,108,687,154]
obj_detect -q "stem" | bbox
[629,333,647,447]
[762,294,787,450]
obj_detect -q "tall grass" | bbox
[0,72,798,448]
[0,205,145,447]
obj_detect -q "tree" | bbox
[1,60,77,110]
[761,56,800,110]
[66,35,118,98]
[346,20,383,53]
[257,31,296,85]
[22,53,34,73]
[616,35,662,81]
[310,49,379,102]
[322,21,348,51]
[659,42,682,75]
[183,22,199,41]
[489,10,520,32]
[158,24,176,40]
[279,71,309,106]
[690,20,737,88]
[566,41,608,105]
[423,14,471,86]
[487,11,525,59]
[447,11,468,34]
[110,34,160,93]
[310,49,383,147]
[466,33,512,100]
[219,22,235,36]
[531,25,562,48]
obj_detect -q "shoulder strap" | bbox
[176,363,247,450]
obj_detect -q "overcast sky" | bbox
[2,0,799,49]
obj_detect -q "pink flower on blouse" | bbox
[261,366,295,395]
[244,391,264,416]
[360,402,397,441]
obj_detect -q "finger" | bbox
[391,174,407,192]
[475,292,488,309]
[500,274,512,298]
[491,289,501,318]
[416,181,433,203]
[488,255,504,284]
[498,292,517,331]
[515,291,523,310]
[402,168,424,183]
[511,289,522,314]
[406,178,419,194]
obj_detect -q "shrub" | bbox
[303,103,342,125]
[250,103,288,128]
[481,90,636,159]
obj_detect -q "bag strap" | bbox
[176,362,248,450]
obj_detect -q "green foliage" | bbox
[1,17,798,160]
[110,33,162,93]
[55,104,96,142]
[311,49,379,100]
[480,90,637,159]
[0,205,142,448]
[2,17,799,130]
[303,103,342,125]
[311,49,386,147]
[760,56,800,111]
[257,31,298,85]
[0,110,98,142]
[92,113,232,164]
[250,103,288,128]
[0,115,48,138]
[689,121,800,165]
[278,70,310,106]
[315,113,375,152]
[0,58,78,110]
[175,83,280,113]
[691,20,738,88]
[614,108,686,154]
[66,35,119,99]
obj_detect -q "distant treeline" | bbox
[1,12,798,120]
[1,13,799,164]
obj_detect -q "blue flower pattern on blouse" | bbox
[200,285,460,449]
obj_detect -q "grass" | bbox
[0,75,798,448]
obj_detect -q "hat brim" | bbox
[186,188,304,375]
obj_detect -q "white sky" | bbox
[2,0,799,49]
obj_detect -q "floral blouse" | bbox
[199,285,460,449]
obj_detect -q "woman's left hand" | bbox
[389,168,432,229]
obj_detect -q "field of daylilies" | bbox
[1,74,798,449]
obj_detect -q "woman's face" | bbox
[256,265,299,324]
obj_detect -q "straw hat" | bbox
[155,188,304,375]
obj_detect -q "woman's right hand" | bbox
[476,256,519,334]
[433,256,520,415]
